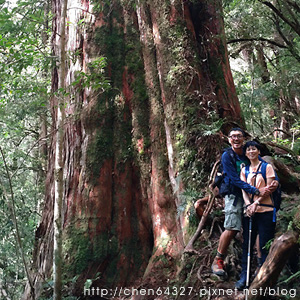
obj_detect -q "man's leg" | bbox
[212,229,238,276]
[218,229,238,254]
[211,194,242,276]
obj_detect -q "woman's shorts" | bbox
[223,194,243,231]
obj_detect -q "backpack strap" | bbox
[251,162,273,207]
[257,161,277,222]
[245,165,250,180]
[260,162,268,183]
[223,148,240,206]
[258,162,274,207]
[226,147,237,166]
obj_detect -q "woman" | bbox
[235,141,278,290]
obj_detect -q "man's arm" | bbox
[222,151,269,196]
[240,169,251,206]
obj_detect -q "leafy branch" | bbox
[227,37,287,48]
[0,147,35,299]
[260,0,300,37]
[72,56,110,92]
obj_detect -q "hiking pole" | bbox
[245,216,252,300]
[245,170,259,299]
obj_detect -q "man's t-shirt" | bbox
[222,148,257,198]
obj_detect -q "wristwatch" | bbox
[254,189,260,196]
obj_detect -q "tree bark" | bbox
[248,231,299,300]
[53,0,68,297]
[23,0,244,298]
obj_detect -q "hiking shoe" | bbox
[235,271,247,290]
[253,257,262,278]
[211,257,226,276]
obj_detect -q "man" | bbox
[211,128,270,277]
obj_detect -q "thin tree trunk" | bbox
[53,0,67,297]
[39,0,49,166]
[0,148,35,299]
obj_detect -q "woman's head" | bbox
[244,141,261,160]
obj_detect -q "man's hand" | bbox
[259,180,279,196]
[268,180,279,193]
[209,183,220,196]
[258,186,271,197]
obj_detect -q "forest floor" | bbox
[115,196,300,300]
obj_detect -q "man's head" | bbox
[228,128,245,153]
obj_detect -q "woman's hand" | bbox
[246,201,259,217]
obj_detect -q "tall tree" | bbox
[0,0,51,298]
[53,0,68,297]
[23,0,244,298]
[225,0,300,137]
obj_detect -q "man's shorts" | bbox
[223,194,243,231]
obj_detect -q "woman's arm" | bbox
[265,164,278,192]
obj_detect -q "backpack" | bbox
[213,148,237,197]
[244,161,282,213]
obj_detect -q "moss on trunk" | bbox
[24,0,245,298]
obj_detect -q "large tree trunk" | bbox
[23,0,243,298]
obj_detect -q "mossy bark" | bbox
[23,0,244,298]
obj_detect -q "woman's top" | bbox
[240,163,275,213]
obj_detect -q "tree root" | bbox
[248,231,299,300]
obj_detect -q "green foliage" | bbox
[224,0,300,137]
[72,57,111,92]
[85,100,114,179]
[198,119,224,136]
[0,0,51,298]
[280,270,300,285]
[178,188,202,231]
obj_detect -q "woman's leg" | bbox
[235,215,258,289]
[257,211,276,263]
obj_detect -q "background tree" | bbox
[0,0,51,298]
[224,0,300,142]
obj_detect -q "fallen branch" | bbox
[184,160,220,253]
[266,141,298,159]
